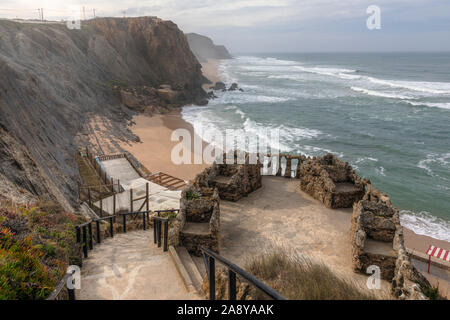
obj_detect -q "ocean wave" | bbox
[294,66,356,77]
[351,86,415,99]
[417,153,450,177]
[400,210,450,242]
[367,77,450,95]
[235,109,246,119]
[405,101,450,110]
[217,94,292,104]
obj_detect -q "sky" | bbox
[1,0,450,52]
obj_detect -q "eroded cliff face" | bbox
[0,17,207,210]
[186,33,232,62]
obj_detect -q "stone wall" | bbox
[299,153,365,208]
[174,185,220,255]
[351,184,431,299]
[193,152,262,202]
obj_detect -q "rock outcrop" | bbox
[0,17,207,209]
[186,33,232,62]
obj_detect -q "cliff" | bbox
[186,33,232,62]
[0,17,207,210]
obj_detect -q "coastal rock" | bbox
[210,82,227,91]
[228,83,239,91]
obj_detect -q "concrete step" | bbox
[169,246,205,297]
[181,222,210,236]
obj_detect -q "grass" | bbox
[0,200,84,300]
[244,247,382,300]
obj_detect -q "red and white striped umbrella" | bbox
[426,245,450,262]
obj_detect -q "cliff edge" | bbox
[186,33,232,62]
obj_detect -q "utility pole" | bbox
[41,8,43,21]
[82,6,86,20]
[93,9,96,18]
[37,8,41,20]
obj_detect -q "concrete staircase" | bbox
[78,230,200,300]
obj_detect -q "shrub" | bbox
[245,248,382,300]
[0,202,83,300]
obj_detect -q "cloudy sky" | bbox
[1,0,450,52]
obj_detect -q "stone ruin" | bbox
[193,151,262,202]
[263,154,307,178]
[351,184,431,299]
[299,153,365,208]
[169,186,220,256]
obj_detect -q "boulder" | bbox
[210,82,226,91]
[228,83,238,91]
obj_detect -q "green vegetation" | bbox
[245,247,383,300]
[186,189,202,200]
[0,200,83,300]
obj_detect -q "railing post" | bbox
[123,214,127,233]
[163,220,168,252]
[143,212,146,231]
[76,226,81,243]
[96,220,101,244]
[88,187,92,207]
[100,198,103,216]
[130,189,133,212]
[209,256,215,300]
[153,217,157,244]
[157,220,162,248]
[88,223,93,250]
[110,216,114,238]
[146,183,149,213]
[82,226,88,258]
[113,193,116,215]
[228,270,237,300]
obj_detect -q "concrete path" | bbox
[78,230,200,300]
[219,176,391,295]
[101,158,141,185]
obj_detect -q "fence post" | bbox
[76,226,81,243]
[88,223,93,250]
[146,183,149,212]
[110,217,114,238]
[96,220,101,244]
[113,193,116,215]
[153,218,157,244]
[157,221,162,248]
[143,212,146,231]
[228,270,236,300]
[130,189,133,212]
[163,220,168,252]
[209,256,215,300]
[82,226,88,258]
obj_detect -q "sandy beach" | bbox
[201,58,221,89]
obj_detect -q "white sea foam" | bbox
[235,109,246,119]
[400,211,450,242]
[294,66,357,77]
[351,86,415,100]
[367,77,450,95]
[417,153,450,177]
[405,101,450,110]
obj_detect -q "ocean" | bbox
[182,52,450,241]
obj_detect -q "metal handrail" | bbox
[202,247,287,300]
[152,216,169,252]
[46,270,76,300]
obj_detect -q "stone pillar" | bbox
[276,155,283,176]
[284,157,292,178]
